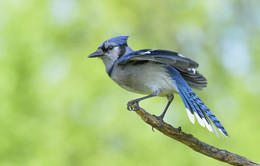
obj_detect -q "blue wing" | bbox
[118,49,199,69]
[117,49,207,90]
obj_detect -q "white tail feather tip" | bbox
[186,108,195,124]
[194,112,205,127]
[202,118,213,132]
[218,129,228,137]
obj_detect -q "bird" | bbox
[88,36,228,137]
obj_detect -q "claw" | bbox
[127,100,140,111]
[153,115,165,129]
[152,127,155,132]
[126,94,156,112]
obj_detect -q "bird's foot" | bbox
[152,114,165,129]
[127,100,140,111]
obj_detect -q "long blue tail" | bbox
[167,65,228,137]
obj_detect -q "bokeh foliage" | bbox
[1,0,260,165]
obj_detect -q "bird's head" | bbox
[88,36,129,61]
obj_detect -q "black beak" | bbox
[88,49,104,58]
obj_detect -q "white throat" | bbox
[101,46,121,74]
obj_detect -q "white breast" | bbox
[111,62,179,96]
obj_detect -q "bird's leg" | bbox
[153,95,174,128]
[127,94,156,111]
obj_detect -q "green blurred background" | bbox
[1,0,260,165]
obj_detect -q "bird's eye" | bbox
[107,45,113,50]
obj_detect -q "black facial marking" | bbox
[101,44,108,52]
[118,45,126,57]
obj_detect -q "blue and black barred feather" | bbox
[167,65,228,137]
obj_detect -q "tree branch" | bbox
[132,105,259,166]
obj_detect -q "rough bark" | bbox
[131,105,259,166]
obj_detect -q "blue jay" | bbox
[88,36,228,137]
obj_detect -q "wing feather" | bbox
[117,49,199,69]
[174,67,207,90]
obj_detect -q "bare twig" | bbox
[132,105,259,166]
